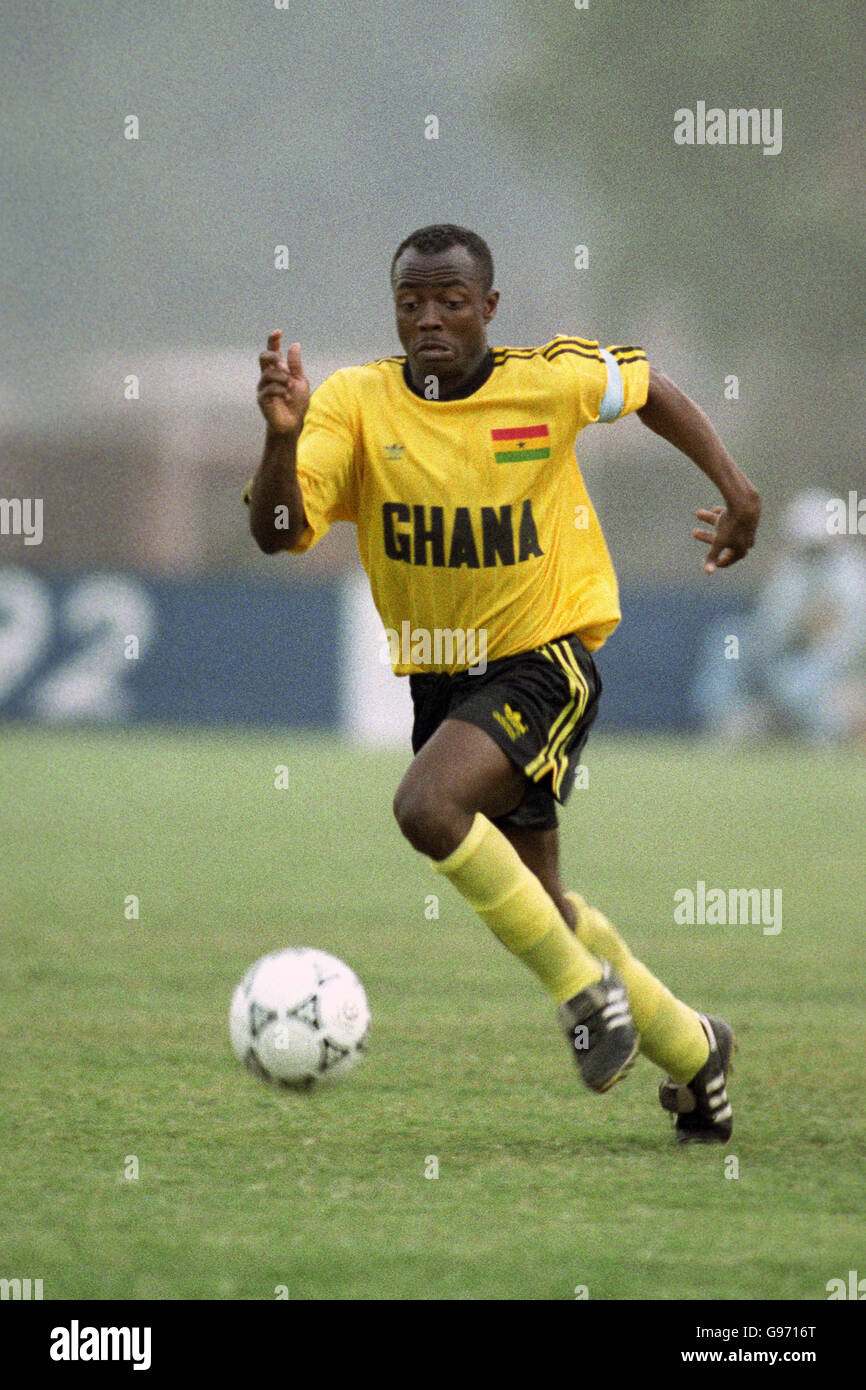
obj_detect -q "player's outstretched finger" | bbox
[286,340,303,375]
[702,534,725,571]
[267,330,282,352]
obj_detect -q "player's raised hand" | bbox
[257,330,310,435]
[694,502,760,573]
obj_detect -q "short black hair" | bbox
[390,224,494,294]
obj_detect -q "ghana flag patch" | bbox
[491,424,550,462]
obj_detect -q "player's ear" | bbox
[483,289,500,323]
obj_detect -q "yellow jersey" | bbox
[250,337,649,674]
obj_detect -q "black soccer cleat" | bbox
[658,1013,734,1144]
[557,962,639,1093]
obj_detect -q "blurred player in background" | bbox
[245,224,761,1143]
[694,489,866,743]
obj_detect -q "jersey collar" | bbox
[401,349,495,401]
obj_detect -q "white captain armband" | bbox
[597,348,624,423]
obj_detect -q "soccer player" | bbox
[245,224,761,1143]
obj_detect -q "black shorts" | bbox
[409,632,602,832]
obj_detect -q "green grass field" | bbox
[1,727,863,1301]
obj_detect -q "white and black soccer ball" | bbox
[229,948,370,1089]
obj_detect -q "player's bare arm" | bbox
[249,330,310,553]
[637,366,761,573]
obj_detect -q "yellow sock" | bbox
[434,815,603,1004]
[566,891,708,1082]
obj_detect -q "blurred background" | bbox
[1,0,864,739]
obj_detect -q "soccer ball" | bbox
[229,948,370,1089]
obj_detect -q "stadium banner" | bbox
[0,565,747,733]
[0,566,340,728]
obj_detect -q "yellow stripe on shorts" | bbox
[546,643,590,795]
[524,642,590,794]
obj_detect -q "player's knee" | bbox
[393,781,459,860]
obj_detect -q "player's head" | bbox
[390,225,499,387]
[391,225,494,294]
